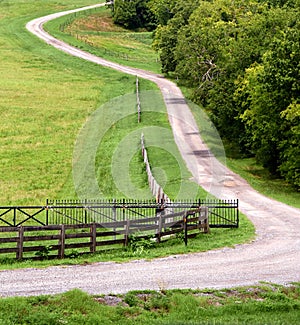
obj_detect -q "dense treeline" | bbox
[107,0,300,188]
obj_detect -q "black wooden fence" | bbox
[0,207,210,260]
[0,199,238,228]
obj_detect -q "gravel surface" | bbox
[1,3,299,298]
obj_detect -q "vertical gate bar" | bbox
[46,199,49,225]
[13,208,16,227]
[184,212,188,246]
[113,200,116,240]
[236,199,239,227]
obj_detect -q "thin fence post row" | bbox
[136,76,141,123]
[140,133,171,203]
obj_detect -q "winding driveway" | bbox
[0,3,299,297]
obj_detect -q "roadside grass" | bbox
[0,4,297,321]
[226,157,300,209]
[0,283,299,324]
[44,6,161,73]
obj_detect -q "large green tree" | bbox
[152,0,200,73]
[236,26,300,186]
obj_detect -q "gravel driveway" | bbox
[0,3,299,298]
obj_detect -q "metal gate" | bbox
[0,199,238,228]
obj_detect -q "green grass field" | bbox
[0,0,157,205]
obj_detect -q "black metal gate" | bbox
[0,199,238,228]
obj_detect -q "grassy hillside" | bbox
[0,1,159,205]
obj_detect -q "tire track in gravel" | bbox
[0,3,299,297]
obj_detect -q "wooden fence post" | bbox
[157,214,163,243]
[203,207,210,233]
[58,224,65,258]
[184,212,188,246]
[124,219,130,246]
[90,223,97,253]
[16,226,24,260]
[112,204,117,240]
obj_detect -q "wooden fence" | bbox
[141,133,172,203]
[0,208,208,260]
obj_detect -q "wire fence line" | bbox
[136,76,141,123]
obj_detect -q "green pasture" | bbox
[0,0,159,205]
[44,6,161,73]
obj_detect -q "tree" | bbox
[148,0,176,25]
[152,0,200,73]
[110,0,157,30]
[236,25,300,186]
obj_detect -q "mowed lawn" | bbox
[0,0,158,205]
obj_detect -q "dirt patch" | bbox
[95,295,128,307]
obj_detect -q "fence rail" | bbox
[0,199,238,228]
[0,208,209,260]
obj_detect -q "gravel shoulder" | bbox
[0,4,299,298]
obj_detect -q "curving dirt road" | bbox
[0,3,299,297]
